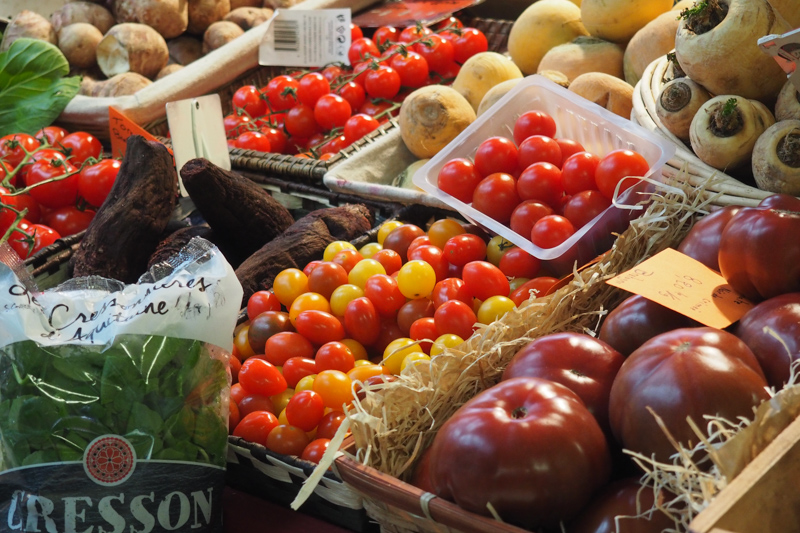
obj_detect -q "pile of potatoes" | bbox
[0,0,295,97]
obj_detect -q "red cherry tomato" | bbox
[265,75,299,111]
[509,277,560,306]
[399,25,432,44]
[410,317,438,353]
[285,390,326,432]
[248,291,281,320]
[224,113,251,137]
[510,200,554,239]
[332,249,364,273]
[43,206,95,237]
[383,224,425,262]
[408,244,449,282]
[365,66,402,99]
[372,248,403,275]
[235,131,272,152]
[390,51,430,88]
[437,158,482,204]
[316,411,347,439]
[8,223,61,258]
[0,134,40,167]
[434,300,476,340]
[442,234,487,267]
[237,393,275,417]
[474,137,519,177]
[364,274,406,316]
[513,111,557,145]
[563,190,611,229]
[415,34,454,73]
[12,194,41,224]
[452,28,488,63]
[349,37,380,63]
[315,341,356,373]
[462,261,510,301]
[432,278,472,309]
[396,299,435,335]
[282,357,317,388]
[301,438,331,464]
[561,152,600,195]
[264,331,315,366]
[36,126,67,146]
[472,173,520,225]
[307,262,349,299]
[498,248,540,279]
[295,310,346,345]
[59,132,102,167]
[297,73,331,107]
[286,104,320,138]
[233,411,279,445]
[314,94,352,130]
[350,23,363,41]
[516,162,563,207]
[344,114,380,143]
[374,26,399,46]
[530,215,575,249]
[232,85,267,117]
[78,159,120,208]
[595,149,650,200]
[25,159,79,208]
[239,358,288,397]
[555,138,585,166]
[267,424,311,456]
[344,297,381,347]
[337,81,367,113]
[518,135,562,170]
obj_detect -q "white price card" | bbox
[259,9,351,67]
[165,94,231,196]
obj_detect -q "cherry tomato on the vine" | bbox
[78,158,120,208]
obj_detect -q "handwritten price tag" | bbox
[606,248,754,329]
[109,107,170,158]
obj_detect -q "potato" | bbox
[224,7,274,30]
[96,23,170,79]
[97,72,153,97]
[231,0,262,7]
[112,0,189,39]
[188,0,231,35]
[156,63,184,80]
[51,2,115,34]
[58,23,103,69]
[263,0,303,7]
[538,37,624,82]
[399,85,476,159]
[0,10,57,52]
[569,72,634,119]
[167,35,204,65]
[202,21,244,54]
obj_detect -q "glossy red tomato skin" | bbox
[373,26,399,46]
[594,150,649,200]
[599,295,699,357]
[498,248,540,279]
[383,224,425,262]
[428,377,611,529]
[438,158,482,204]
[432,278,472,308]
[509,276,559,306]
[433,300,476,340]
[677,206,744,272]
[735,292,800,389]
[510,200,554,239]
[502,332,624,435]
[232,85,267,117]
[518,135,562,170]
[555,138,585,166]
[563,190,611,229]
[78,159,120,208]
[718,206,800,301]
[513,111,557,145]
[238,358,287,397]
[568,477,676,533]
[390,51,429,88]
[364,66,402,99]
[609,327,769,462]
[247,291,281,320]
[397,298,435,335]
[442,234,486,267]
[344,297,381,347]
[282,357,317,388]
[43,207,95,237]
[25,159,79,208]
[472,173,520,225]
[59,132,102,166]
[462,261,510,301]
[248,311,294,353]
[451,28,488,63]
[295,310,346,345]
[758,193,800,210]
[0,134,40,167]
[474,137,519,177]
[530,214,575,249]
[286,104,320,138]
[9,223,61,258]
[516,161,563,206]
[349,37,380,63]
[561,151,600,195]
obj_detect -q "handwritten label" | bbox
[606,248,754,329]
[259,9,351,67]
[108,107,170,158]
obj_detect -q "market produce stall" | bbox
[2,0,800,532]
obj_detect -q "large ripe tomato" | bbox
[735,292,800,389]
[78,158,120,208]
[25,159,79,208]
[568,478,676,533]
[609,327,769,462]
[718,206,800,301]
[677,206,744,271]
[502,332,624,435]
[428,377,611,529]
[599,294,699,357]
[472,173,520,224]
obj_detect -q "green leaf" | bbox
[0,38,80,137]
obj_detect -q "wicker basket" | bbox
[631,56,774,207]
[225,15,515,187]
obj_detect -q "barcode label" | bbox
[259,9,351,67]
[273,19,299,52]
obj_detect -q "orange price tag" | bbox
[108,107,171,158]
[606,248,754,329]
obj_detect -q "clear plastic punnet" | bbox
[413,75,676,274]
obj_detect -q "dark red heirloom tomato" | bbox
[599,294,700,357]
[758,193,800,210]
[428,377,611,530]
[609,327,769,462]
[718,205,800,301]
[502,332,624,435]
[410,447,435,493]
[676,205,745,271]
[567,477,676,533]
[735,292,800,389]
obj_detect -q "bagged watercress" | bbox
[0,238,242,533]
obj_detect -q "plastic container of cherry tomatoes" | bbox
[413,75,676,275]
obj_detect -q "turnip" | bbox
[656,77,712,143]
[675,0,790,103]
[568,72,633,119]
[775,80,800,121]
[689,95,775,171]
[752,120,800,195]
[399,85,476,159]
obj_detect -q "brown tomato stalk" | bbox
[689,95,775,170]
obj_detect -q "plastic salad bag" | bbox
[0,238,242,533]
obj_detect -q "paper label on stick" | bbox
[606,248,754,329]
[108,107,170,159]
[165,94,231,196]
[259,9,351,67]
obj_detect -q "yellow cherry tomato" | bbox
[486,235,515,266]
[348,259,386,289]
[234,326,255,359]
[353,359,374,367]
[401,352,431,372]
[324,241,357,262]
[271,388,295,413]
[396,260,436,299]
[477,295,516,324]
[377,220,404,245]
[359,242,383,258]
[348,363,389,382]
[427,218,466,249]
[278,408,289,425]
[509,277,531,291]
[313,370,353,409]
[295,374,317,392]
[341,338,368,360]
[289,292,331,324]
[383,338,423,374]
[430,333,464,356]
[273,268,309,307]
[330,284,365,316]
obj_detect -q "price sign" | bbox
[108,107,170,159]
[606,248,754,329]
